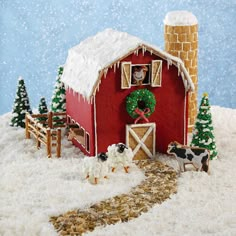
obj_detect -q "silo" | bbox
[164,11,198,132]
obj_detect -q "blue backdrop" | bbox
[1,0,236,115]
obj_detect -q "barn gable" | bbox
[62,28,194,100]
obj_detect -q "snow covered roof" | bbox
[62,28,194,99]
[164,11,198,26]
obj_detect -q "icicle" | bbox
[117,61,120,68]
[177,62,181,76]
[181,72,188,90]
[104,68,108,78]
[113,63,116,72]
[97,80,101,92]
[150,50,153,55]
[87,97,91,105]
[167,59,173,70]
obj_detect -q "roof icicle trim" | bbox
[61,29,194,100]
[88,44,194,99]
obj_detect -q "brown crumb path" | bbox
[50,160,177,235]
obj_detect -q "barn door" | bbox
[126,123,156,160]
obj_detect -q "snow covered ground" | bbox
[0,106,236,236]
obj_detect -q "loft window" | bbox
[121,60,162,89]
[131,64,150,86]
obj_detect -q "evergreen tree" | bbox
[38,97,48,123]
[51,66,66,112]
[10,77,32,128]
[191,93,218,160]
[38,97,48,114]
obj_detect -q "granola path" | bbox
[50,160,177,235]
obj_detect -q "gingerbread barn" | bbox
[62,12,198,159]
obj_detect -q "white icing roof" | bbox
[164,11,198,26]
[62,28,194,99]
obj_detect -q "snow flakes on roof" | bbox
[62,28,194,99]
[164,11,198,26]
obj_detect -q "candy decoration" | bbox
[134,108,150,124]
[126,89,156,122]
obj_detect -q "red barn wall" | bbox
[66,89,95,156]
[95,50,187,154]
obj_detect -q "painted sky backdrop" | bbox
[1,0,236,115]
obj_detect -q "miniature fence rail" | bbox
[25,112,66,158]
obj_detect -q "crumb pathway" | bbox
[50,160,177,235]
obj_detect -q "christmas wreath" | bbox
[126,89,156,123]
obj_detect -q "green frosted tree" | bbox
[10,77,32,128]
[191,93,218,160]
[51,66,66,112]
[38,97,48,123]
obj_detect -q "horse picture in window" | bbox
[131,64,150,86]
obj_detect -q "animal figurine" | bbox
[107,143,134,173]
[167,141,210,173]
[132,65,148,85]
[82,152,109,184]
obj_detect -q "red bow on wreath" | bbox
[134,108,150,124]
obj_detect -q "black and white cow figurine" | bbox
[167,141,210,173]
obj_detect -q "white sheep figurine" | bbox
[107,143,134,173]
[82,152,109,184]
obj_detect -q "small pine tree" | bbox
[51,66,66,113]
[38,97,48,114]
[38,97,48,123]
[191,93,218,160]
[10,77,32,128]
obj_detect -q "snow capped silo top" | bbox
[164,11,198,26]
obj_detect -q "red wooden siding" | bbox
[95,50,187,154]
[66,89,95,156]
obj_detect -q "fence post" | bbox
[48,111,53,129]
[36,123,41,149]
[46,128,51,158]
[56,128,61,158]
[25,113,30,139]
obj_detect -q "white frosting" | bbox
[62,28,194,99]
[164,11,198,26]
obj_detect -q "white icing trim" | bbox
[184,92,186,144]
[93,95,98,156]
